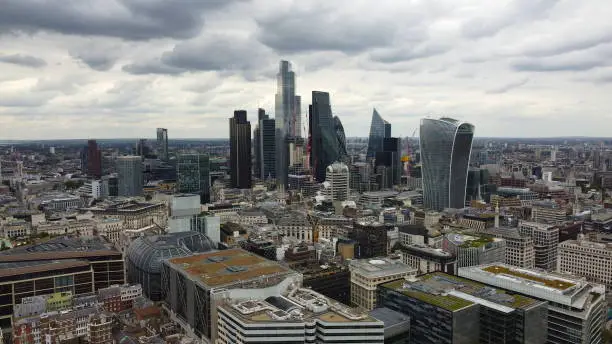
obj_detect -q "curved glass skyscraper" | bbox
[420,117,475,210]
[367,108,391,158]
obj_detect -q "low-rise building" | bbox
[36,219,96,237]
[349,258,416,311]
[518,221,559,271]
[378,272,547,344]
[444,233,506,268]
[395,244,456,275]
[459,263,605,344]
[482,228,535,268]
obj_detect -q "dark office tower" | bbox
[117,156,143,196]
[366,109,391,159]
[309,91,346,182]
[275,60,301,191]
[420,117,475,211]
[229,110,252,189]
[177,154,211,203]
[136,139,150,157]
[254,109,276,180]
[156,128,169,161]
[375,137,402,188]
[87,139,102,178]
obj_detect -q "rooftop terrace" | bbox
[482,265,575,290]
[167,248,291,288]
[381,272,539,312]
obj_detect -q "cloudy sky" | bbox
[0,0,610,140]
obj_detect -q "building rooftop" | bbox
[0,259,91,278]
[349,258,416,278]
[222,288,377,324]
[458,263,604,308]
[166,248,292,288]
[446,233,502,248]
[0,236,120,262]
[381,272,540,313]
[398,244,454,259]
[481,265,575,290]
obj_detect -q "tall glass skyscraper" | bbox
[309,91,348,182]
[274,61,301,191]
[177,154,211,203]
[366,108,391,159]
[420,117,475,210]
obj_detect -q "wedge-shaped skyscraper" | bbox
[366,108,391,158]
[420,117,475,210]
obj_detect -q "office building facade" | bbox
[559,237,612,289]
[254,109,275,180]
[229,110,252,189]
[349,258,416,311]
[324,162,349,201]
[420,117,475,210]
[177,154,211,204]
[275,60,301,191]
[518,221,559,271]
[156,128,169,161]
[117,156,143,196]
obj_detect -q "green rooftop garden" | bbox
[483,265,575,290]
[459,236,494,248]
[382,279,474,312]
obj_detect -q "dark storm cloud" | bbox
[0,54,47,68]
[123,35,274,77]
[0,0,246,40]
[486,78,529,94]
[122,61,186,75]
[255,4,396,54]
[368,44,451,64]
[512,58,607,72]
[462,0,559,38]
[71,53,117,71]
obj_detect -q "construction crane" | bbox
[402,129,417,176]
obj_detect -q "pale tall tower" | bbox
[324,162,349,201]
[156,128,168,161]
[274,60,301,192]
[117,156,143,196]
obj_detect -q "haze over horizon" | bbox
[1,0,611,140]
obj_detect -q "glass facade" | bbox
[274,60,301,191]
[420,117,475,210]
[117,156,143,196]
[309,91,348,182]
[367,108,391,159]
[177,154,210,203]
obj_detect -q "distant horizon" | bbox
[1,135,611,144]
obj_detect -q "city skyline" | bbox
[1,0,611,140]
